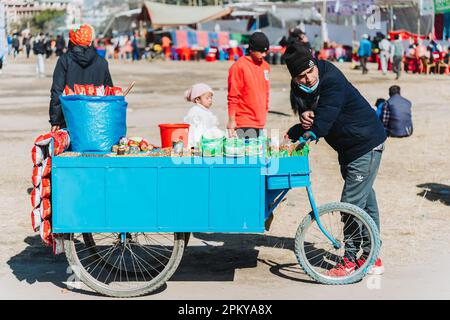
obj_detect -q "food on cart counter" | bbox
[224,138,245,157]
[172,139,184,156]
[63,84,124,97]
[130,146,140,154]
[245,137,265,157]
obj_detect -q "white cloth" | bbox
[183,104,220,148]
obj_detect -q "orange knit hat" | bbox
[69,24,94,47]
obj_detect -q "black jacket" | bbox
[289,60,386,165]
[49,45,113,126]
[33,39,46,55]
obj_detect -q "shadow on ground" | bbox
[417,183,450,206]
[7,233,315,298]
[172,232,314,284]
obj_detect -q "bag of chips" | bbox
[31,207,42,232]
[40,178,51,199]
[32,165,42,187]
[85,84,96,96]
[95,85,105,96]
[52,234,65,255]
[35,133,53,147]
[31,145,45,166]
[74,84,87,95]
[40,219,52,246]
[31,187,41,208]
[64,85,75,96]
[42,157,52,178]
[111,86,123,96]
[41,198,51,220]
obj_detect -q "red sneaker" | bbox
[326,258,357,277]
[357,258,385,275]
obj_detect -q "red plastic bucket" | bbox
[158,123,190,148]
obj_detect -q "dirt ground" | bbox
[0,56,449,300]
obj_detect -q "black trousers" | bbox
[236,128,263,139]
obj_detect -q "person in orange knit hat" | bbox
[49,24,114,132]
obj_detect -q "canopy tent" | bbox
[102,9,141,36]
[140,2,233,29]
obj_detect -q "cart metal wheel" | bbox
[295,202,381,285]
[64,232,186,298]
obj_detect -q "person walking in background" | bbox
[0,49,4,74]
[391,35,404,80]
[12,35,20,58]
[55,35,66,57]
[132,32,140,61]
[33,33,46,78]
[227,32,270,139]
[378,34,391,75]
[23,36,32,59]
[311,34,322,58]
[358,34,372,74]
[380,85,413,137]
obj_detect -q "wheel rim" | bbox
[299,207,377,282]
[69,233,183,293]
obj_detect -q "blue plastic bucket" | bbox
[60,95,127,152]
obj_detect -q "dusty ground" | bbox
[0,55,449,300]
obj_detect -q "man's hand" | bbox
[300,111,315,130]
[51,125,60,133]
[227,117,237,137]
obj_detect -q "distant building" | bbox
[4,0,82,32]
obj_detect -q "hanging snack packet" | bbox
[40,178,51,199]
[31,207,42,232]
[31,145,45,166]
[41,198,52,220]
[32,165,43,187]
[40,219,53,246]
[31,187,41,208]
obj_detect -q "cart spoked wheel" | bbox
[295,202,381,285]
[65,232,186,298]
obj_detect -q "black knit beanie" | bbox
[283,43,316,78]
[248,32,270,52]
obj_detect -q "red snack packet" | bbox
[42,157,52,178]
[111,86,123,96]
[32,145,44,166]
[32,165,42,187]
[35,133,53,146]
[74,84,87,95]
[41,178,51,199]
[31,187,41,208]
[85,84,96,96]
[41,198,51,220]
[40,219,53,246]
[64,85,75,96]
[31,207,42,232]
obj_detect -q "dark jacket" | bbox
[33,39,46,55]
[49,45,113,126]
[289,60,386,165]
[385,94,413,137]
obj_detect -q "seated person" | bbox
[380,85,413,137]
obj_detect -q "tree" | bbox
[33,10,66,32]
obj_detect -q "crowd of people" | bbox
[357,32,450,79]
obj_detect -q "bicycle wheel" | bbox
[65,232,186,297]
[295,202,381,285]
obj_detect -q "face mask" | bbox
[298,79,319,94]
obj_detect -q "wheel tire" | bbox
[64,232,186,298]
[295,202,381,285]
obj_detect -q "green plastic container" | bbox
[201,137,224,157]
[245,137,266,157]
[224,138,245,157]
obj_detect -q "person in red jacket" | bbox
[227,32,270,138]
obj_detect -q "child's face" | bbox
[196,92,213,108]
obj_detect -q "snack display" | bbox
[224,138,245,157]
[62,84,124,97]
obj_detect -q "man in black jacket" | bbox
[284,44,386,277]
[49,24,113,132]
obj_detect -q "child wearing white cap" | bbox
[183,83,222,148]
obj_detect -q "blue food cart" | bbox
[51,152,380,298]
